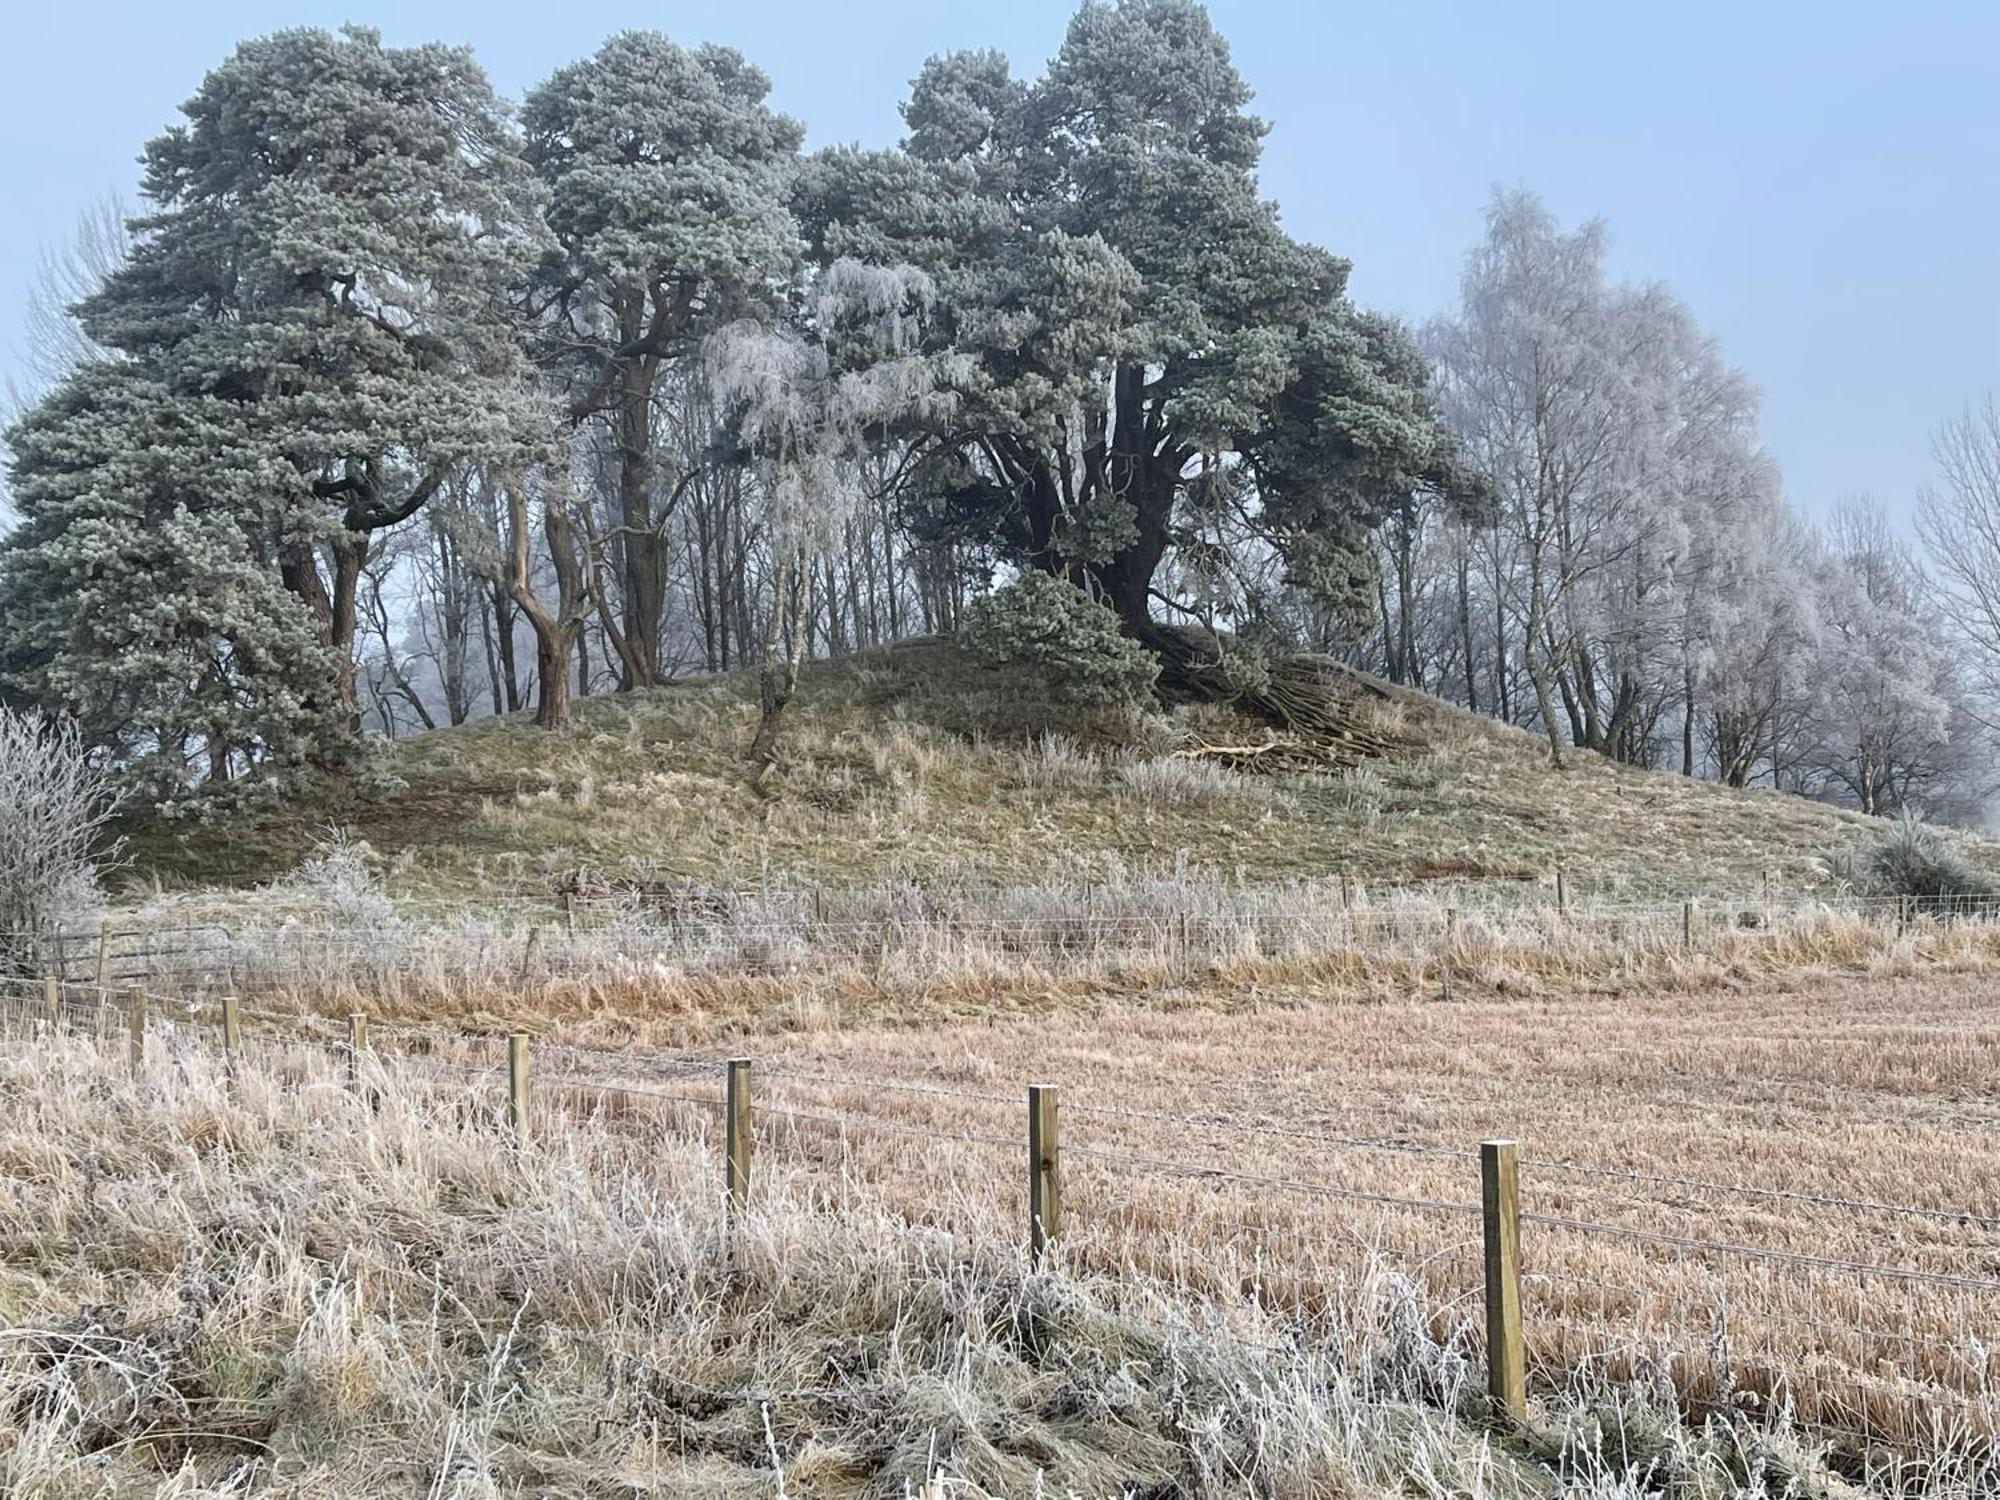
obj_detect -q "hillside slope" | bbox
[130,639,1940,901]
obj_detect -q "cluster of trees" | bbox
[0,3,1994,826]
[0,6,1470,808]
[1360,194,1996,821]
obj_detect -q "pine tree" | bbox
[797,0,1476,661]
[1,26,548,794]
[1,365,348,803]
[522,32,803,689]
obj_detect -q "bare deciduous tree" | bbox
[707,261,956,787]
[0,711,118,976]
[1917,397,2000,716]
[8,195,129,412]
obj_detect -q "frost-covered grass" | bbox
[1116,754,1273,810]
[107,846,2000,1047]
[0,1011,1976,1497]
[118,640,1969,904]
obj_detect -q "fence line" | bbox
[7,880,1998,998]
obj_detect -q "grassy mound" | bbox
[124,639,1964,902]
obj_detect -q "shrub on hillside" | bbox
[1118,755,1270,811]
[1840,814,1999,910]
[284,827,397,930]
[960,572,1159,712]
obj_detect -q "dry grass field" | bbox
[549,966,2000,1446]
[4,952,1997,1496]
[41,652,2000,1495]
[6,964,1998,1499]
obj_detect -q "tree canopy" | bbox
[2,25,545,796]
[797,0,1479,648]
[2,3,1987,824]
[522,32,803,688]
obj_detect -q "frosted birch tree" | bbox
[1916,397,2000,715]
[1427,193,1630,766]
[708,261,958,785]
[1809,503,1957,815]
[6,196,129,413]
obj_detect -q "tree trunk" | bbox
[1457,541,1477,713]
[328,535,366,727]
[280,540,342,705]
[492,585,521,713]
[504,476,582,732]
[1091,367,1179,632]
[1524,553,1565,767]
[1681,664,1696,777]
[617,351,665,689]
[532,620,573,731]
[748,549,811,788]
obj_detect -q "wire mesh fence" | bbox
[4,879,1995,1000]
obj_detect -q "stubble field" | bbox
[7,946,2000,1495]
[648,969,2000,1445]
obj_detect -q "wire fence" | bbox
[2,975,1995,1473]
[3,878,1995,999]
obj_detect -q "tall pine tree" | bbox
[1,26,546,798]
[798,1,1478,674]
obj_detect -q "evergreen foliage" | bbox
[960,570,1160,710]
[0,5,1987,828]
[796,0,1481,640]
[1852,814,1999,907]
[522,32,803,687]
[0,26,544,800]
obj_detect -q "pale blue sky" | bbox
[3,2,1995,516]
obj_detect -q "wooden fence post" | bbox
[725,1059,753,1222]
[507,1033,530,1144]
[346,1013,369,1091]
[125,983,146,1076]
[1481,1139,1526,1418]
[1028,1084,1062,1264]
[42,973,59,1030]
[95,925,112,995]
[221,994,241,1072]
[1554,870,1568,915]
[1681,900,1694,952]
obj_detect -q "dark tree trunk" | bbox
[492,586,521,713]
[616,352,665,688]
[1682,664,1696,777]
[534,623,573,731]
[328,535,366,727]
